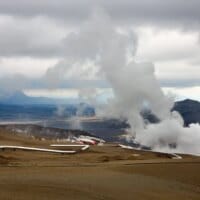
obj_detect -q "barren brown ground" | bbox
[0,128,200,200]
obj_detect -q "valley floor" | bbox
[0,128,200,200]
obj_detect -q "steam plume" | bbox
[46,9,200,155]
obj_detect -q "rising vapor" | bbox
[46,9,200,155]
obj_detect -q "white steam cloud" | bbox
[46,9,200,155]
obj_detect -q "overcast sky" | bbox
[0,0,199,100]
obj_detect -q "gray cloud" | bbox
[0,74,110,93]
[0,16,67,58]
[1,74,199,94]
[159,78,200,88]
[0,0,200,29]
[0,0,199,59]
[0,1,199,92]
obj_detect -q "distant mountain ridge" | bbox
[0,91,77,105]
[0,91,199,126]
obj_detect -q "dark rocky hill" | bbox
[173,99,200,126]
[0,124,94,140]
